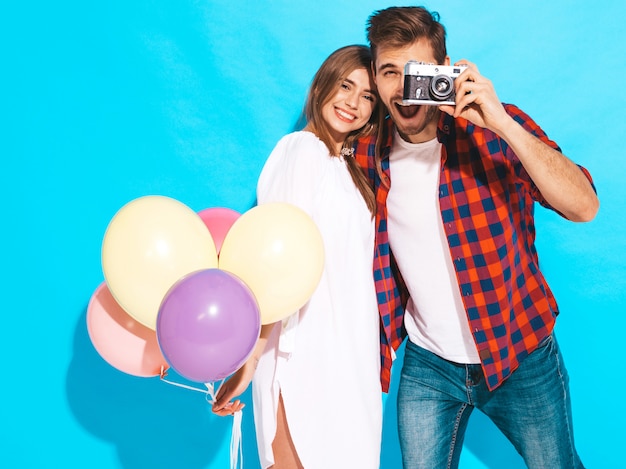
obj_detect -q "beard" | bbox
[391,103,439,142]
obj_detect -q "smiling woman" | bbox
[210,44,386,469]
[318,68,378,153]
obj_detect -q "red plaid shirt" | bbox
[355,104,595,392]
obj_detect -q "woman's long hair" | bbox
[304,45,384,216]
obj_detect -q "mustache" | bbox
[391,95,420,107]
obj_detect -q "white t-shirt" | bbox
[386,129,480,363]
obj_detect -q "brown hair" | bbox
[304,45,383,216]
[366,7,447,187]
[366,6,448,65]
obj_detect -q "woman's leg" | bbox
[271,393,303,469]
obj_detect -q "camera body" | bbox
[402,61,467,105]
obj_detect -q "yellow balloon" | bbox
[219,202,324,325]
[101,195,218,330]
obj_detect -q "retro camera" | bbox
[402,61,467,105]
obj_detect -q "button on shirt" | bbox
[354,104,595,391]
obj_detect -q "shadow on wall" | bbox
[380,343,525,469]
[66,308,261,469]
[67,304,525,469]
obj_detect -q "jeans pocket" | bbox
[536,333,553,351]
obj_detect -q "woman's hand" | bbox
[211,357,258,416]
[211,322,276,416]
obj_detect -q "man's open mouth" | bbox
[395,102,420,119]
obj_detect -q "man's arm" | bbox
[440,60,599,222]
[493,118,598,221]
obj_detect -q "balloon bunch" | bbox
[87,195,324,387]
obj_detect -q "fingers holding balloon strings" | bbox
[158,373,238,411]
[212,400,245,416]
[211,379,246,416]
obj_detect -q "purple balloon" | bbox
[156,268,261,383]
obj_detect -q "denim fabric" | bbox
[397,335,584,468]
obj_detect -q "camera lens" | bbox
[430,74,454,101]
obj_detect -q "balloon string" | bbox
[205,381,217,402]
[159,367,214,394]
[206,380,243,469]
[159,368,243,469]
[231,410,243,469]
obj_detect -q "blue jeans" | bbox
[397,335,584,468]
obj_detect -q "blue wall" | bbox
[3,1,625,467]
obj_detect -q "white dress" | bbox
[253,131,382,469]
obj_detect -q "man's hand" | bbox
[440,59,598,222]
[439,60,512,135]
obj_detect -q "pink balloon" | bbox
[198,207,240,254]
[156,269,260,383]
[87,282,169,377]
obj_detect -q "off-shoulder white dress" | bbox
[253,131,382,469]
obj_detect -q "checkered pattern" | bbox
[355,104,595,391]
